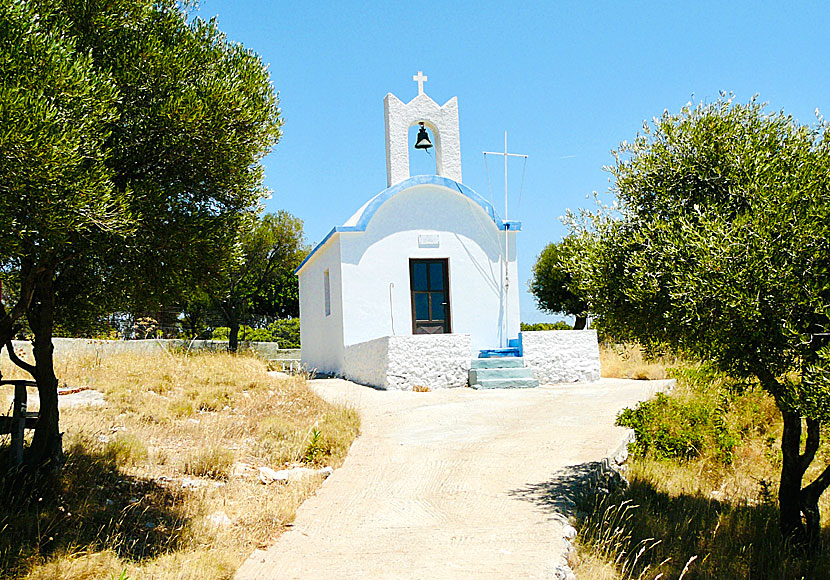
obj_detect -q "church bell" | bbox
[414,122,433,150]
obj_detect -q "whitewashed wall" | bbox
[522,330,601,384]
[298,236,345,375]
[339,183,519,355]
[384,92,462,186]
[343,334,471,390]
[341,336,389,388]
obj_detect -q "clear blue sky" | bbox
[196,0,830,323]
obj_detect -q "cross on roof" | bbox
[413,70,428,96]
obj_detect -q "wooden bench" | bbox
[0,379,38,468]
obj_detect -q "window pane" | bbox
[414,293,429,321]
[412,262,428,291]
[324,270,331,316]
[429,262,444,290]
[430,292,445,321]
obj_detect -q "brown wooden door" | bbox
[410,259,450,334]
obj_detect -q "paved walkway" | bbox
[235,378,672,580]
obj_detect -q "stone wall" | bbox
[4,338,286,362]
[343,333,471,390]
[521,330,601,384]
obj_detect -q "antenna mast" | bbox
[483,131,528,348]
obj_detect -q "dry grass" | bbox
[599,343,681,380]
[0,351,359,580]
[574,361,830,580]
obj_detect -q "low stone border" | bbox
[550,378,675,580]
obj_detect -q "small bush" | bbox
[266,318,301,348]
[169,399,194,417]
[105,433,149,467]
[209,319,300,346]
[305,409,361,466]
[616,364,740,464]
[520,321,573,331]
[617,392,710,460]
[192,386,233,412]
[183,447,234,480]
[210,327,230,341]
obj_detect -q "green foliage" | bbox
[267,318,301,348]
[2,0,283,330]
[304,427,324,464]
[571,95,830,543]
[204,211,309,350]
[575,96,830,390]
[520,321,573,331]
[209,318,300,346]
[0,0,282,464]
[617,392,710,461]
[104,433,149,467]
[616,364,756,464]
[530,237,590,322]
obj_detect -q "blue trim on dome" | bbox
[295,175,521,274]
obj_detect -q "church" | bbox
[296,73,600,390]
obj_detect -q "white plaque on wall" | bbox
[418,234,439,248]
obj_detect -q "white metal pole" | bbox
[481,138,528,350]
[503,131,509,348]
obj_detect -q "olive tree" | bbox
[530,237,590,329]
[575,97,830,548]
[208,211,308,352]
[0,0,282,468]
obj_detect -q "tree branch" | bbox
[801,418,821,474]
[0,267,39,341]
[5,339,36,377]
[802,463,830,504]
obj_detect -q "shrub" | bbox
[104,433,149,467]
[266,318,300,348]
[520,321,573,331]
[616,363,739,463]
[210,326,230,341]
[209,319,300,346]
[183,447,234,480]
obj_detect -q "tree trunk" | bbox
[24,271,63,470]
[228,315,240,353]
[778,410,807,546]
[574,315,587,330]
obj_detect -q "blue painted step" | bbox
[478,348,521,358]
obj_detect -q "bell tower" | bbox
[384,71,462,187]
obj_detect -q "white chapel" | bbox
[296,73,600,390]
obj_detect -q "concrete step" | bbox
[470,377,540,390]
[469,367,535,383]
[471,357,525,369]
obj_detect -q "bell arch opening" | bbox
[407,121,440,176]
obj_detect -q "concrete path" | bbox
[235,378,672,580]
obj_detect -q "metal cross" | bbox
[413,71,428,95]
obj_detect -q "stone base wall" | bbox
[341,337,390,388]
[4,338,285,362]
[343,334,471,390]
[521,330,601,384]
